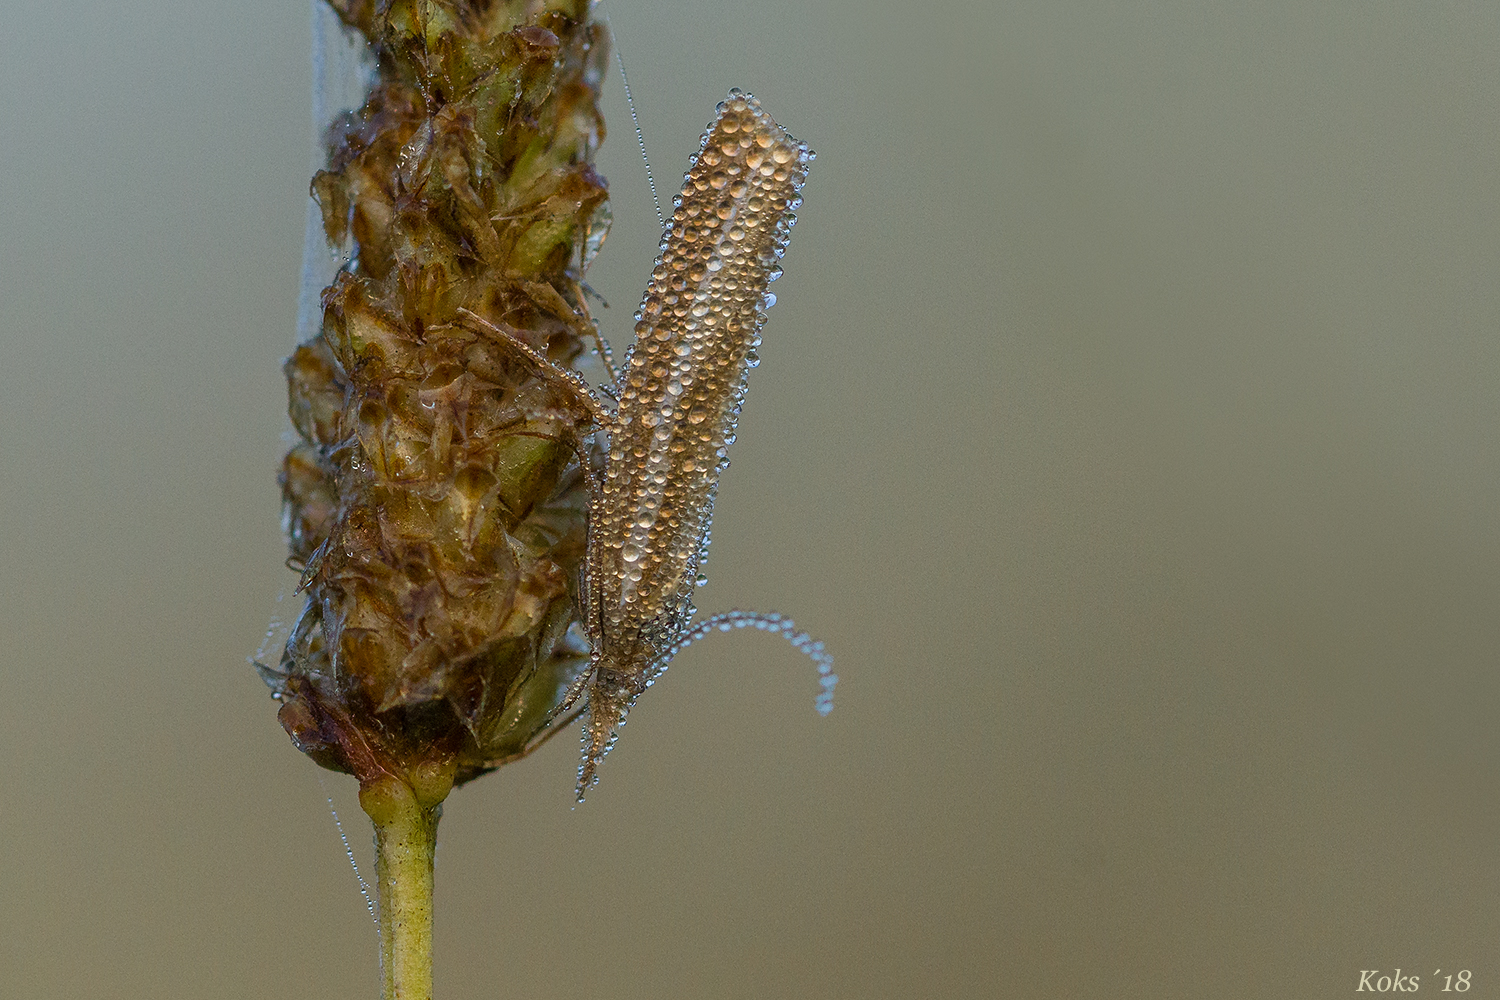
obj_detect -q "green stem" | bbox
[362,778,440,1000]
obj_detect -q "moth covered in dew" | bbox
[463,89,837,800]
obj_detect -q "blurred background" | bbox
[2,1,1498,996]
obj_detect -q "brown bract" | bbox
[264,0,611,791]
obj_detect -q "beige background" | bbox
[2,1,1497,996]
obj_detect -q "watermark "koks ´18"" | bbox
[1358,969,1471,992]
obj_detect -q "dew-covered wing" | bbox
[592,90,811,666]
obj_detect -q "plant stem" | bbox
[362,778,440,1000]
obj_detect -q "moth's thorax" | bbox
[588,91,811,644]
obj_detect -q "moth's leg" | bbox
[559,660,595,714]
[575,685,622,800]
[455,307,616,431]
[548,442,608,716]
[524,278,621,393]
[569,282,621,389]
[490,704,588,768]
[557,464,611,714]
[658,610,838,715]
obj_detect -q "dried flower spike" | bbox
[263,1,835,994]
[266,3,611,994]
[268,1,610,797]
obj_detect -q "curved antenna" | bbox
[658,610,838,716]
